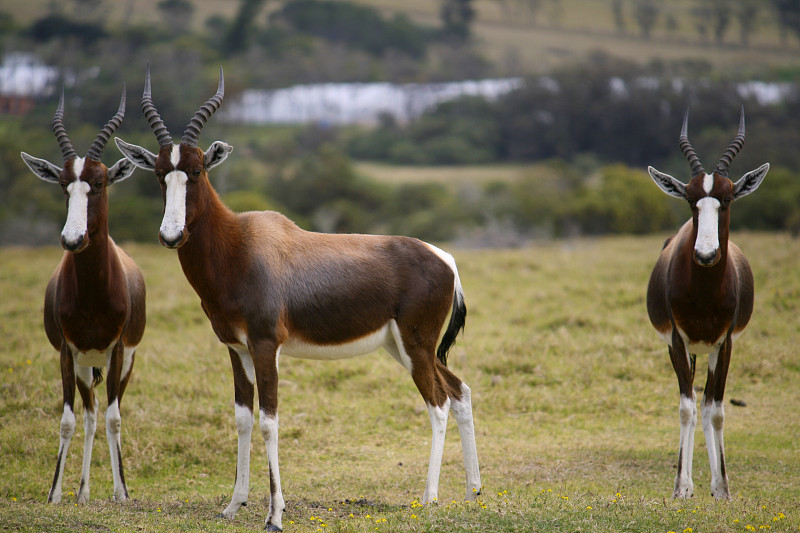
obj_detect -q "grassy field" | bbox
[1,232,798,532]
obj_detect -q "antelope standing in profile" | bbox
[115,66,481,531]
[646,108,769,499]
[21,87,145,504]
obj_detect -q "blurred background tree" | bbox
[1,0,799,246]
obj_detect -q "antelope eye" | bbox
[93,181,103,190]
[192,169,201,177]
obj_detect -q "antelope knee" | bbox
[259,411,279,441]
[60,405,76,439]
[234,404,254,435]
[709,402,725,430]
[679,396,695,425]
[84,409,97,434]
[105,403,122,435]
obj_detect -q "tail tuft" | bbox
[92,367,103,387]
[436,292,466,367]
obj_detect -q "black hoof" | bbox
[216,513,225,519]
[265,524,282,532]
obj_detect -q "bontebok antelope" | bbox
[646,108,769,499]
[21,87,145,504]
[116,66,481,530]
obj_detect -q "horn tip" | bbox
[739,105,745,133]
[119,83,127,111]
[680,108,689,138]
[144,64,152,97]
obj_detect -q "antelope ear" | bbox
[21,152,62,183]
[108,157,137,185]
[205,141,233,170]
[733,163,769,200]
[115,137,157,171]
[648,166,687,199]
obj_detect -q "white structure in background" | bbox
[222,78,524,125]
[736,80,794,106]
[0,52,58,114]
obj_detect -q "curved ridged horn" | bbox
[142,64,173,148]
[715,106,745,177]
[52,87,78,162]
[181,66,224,147]
[86,84,126,162]
[679,109,705,178]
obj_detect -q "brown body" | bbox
[645,108,769,500]
[174,184,463,410]
[21,87,143,504]
[45,235,145,358]
[647,219,754,355]
[115,67,480,530]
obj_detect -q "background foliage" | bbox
[1,0,800,245]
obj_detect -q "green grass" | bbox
[1,233,799,532]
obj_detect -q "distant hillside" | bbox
[3,0,798,76]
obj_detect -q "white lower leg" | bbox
[704,401,730,499]
[77,400,97,503]
[105,399,128,501]
[48,404,76,503]
[449,384,481,500]
[221,404,253,519]
[673,394,697,498]
[701,399,718,475]
[423,399,450,504]
[260,411,284,531]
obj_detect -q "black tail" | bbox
[436,292,466,367]
[92,367,103,387]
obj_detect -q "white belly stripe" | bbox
[281,323,391,360]
[68,341,114,368]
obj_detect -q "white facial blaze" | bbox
[703,173,714,194]
[160,146,187,243]
[695,197,720,259]
[62,158,90,246]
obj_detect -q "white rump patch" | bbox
[694,197,720,259]
[62,158,90,246]
[281,323,390,360]
[424,242,463,306]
